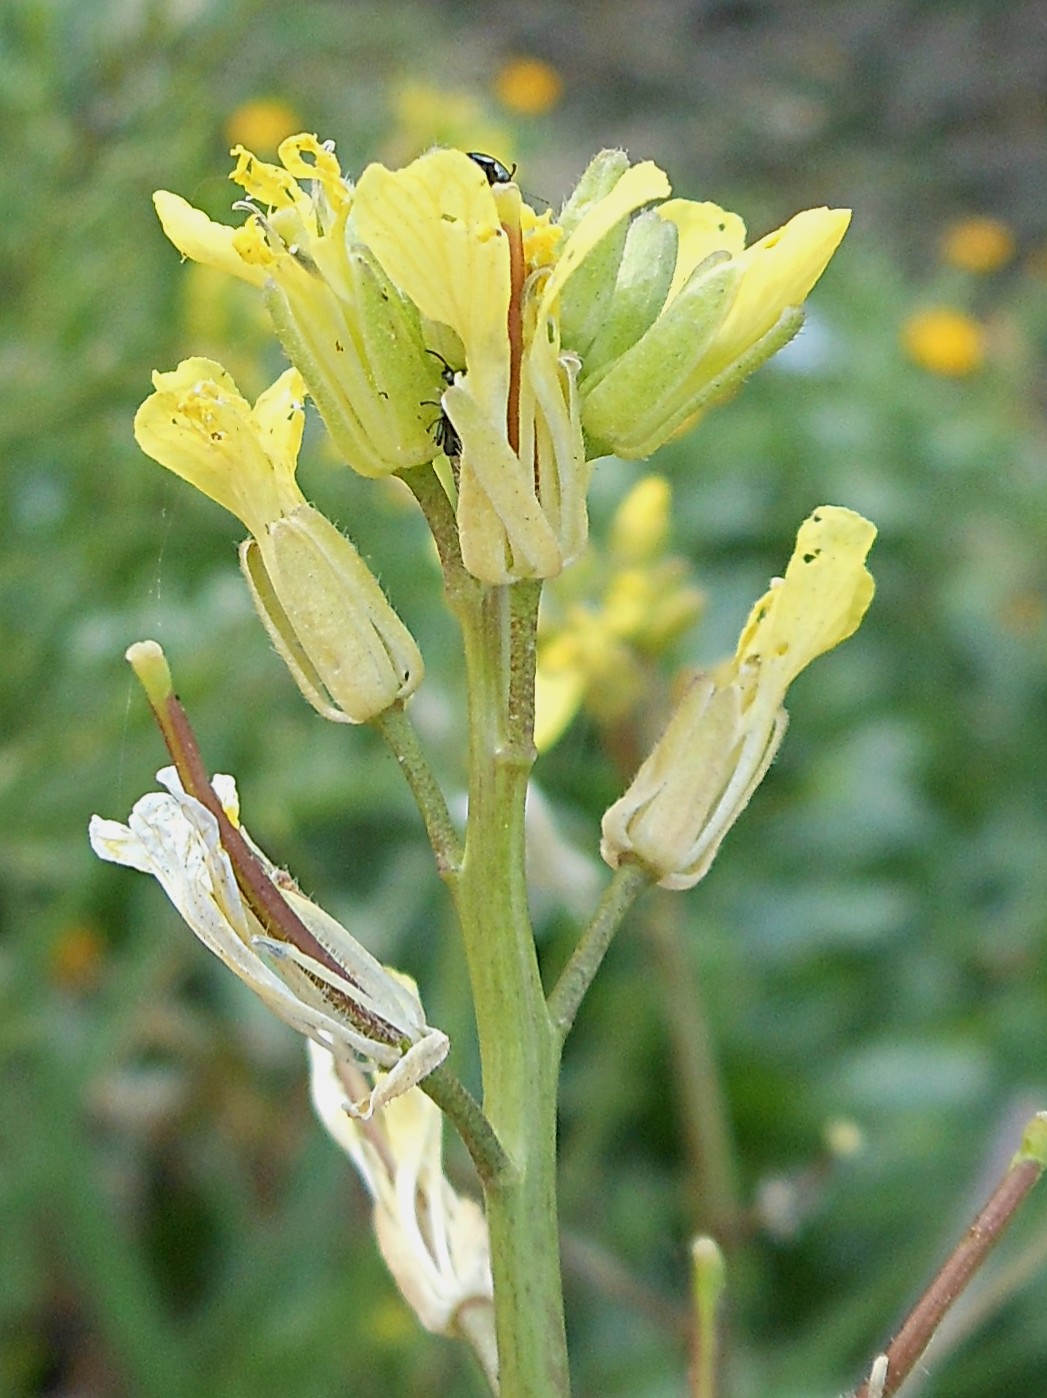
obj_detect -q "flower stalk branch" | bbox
[852,1111,1047,1398]
[548,861,652,1043]
[372,702,463,880]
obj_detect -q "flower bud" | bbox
[263,244,441,477]
[581,205,851,458]
[241,506,423,724]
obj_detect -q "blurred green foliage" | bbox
[4,1,1047,1395]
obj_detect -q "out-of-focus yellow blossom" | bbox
[902,307,985,376]
[134,359,423,723]
[602,506,876,889]
[494,57,563,115]
[224,98,303,154]
[309,1044,497,1381]
[152,139,849,581]
[90,764,449,1117]
[535,476,703,749]
[939,216,1015,273]
[386,80,512,169]
[180,261,271,386]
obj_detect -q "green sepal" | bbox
[241,507,424,723]
[579,211,679,387]
[557,218,629,358]
[580,254,741,457]
[264,250,441,479]
[557,150,632,239]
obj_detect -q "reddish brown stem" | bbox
[503,213,524,457]
[152,686,400,1045]
[853,1117,1047,1397]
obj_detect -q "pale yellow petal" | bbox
[353,150,510,367]
[251,366,307,472]
[537,160,672,323]
[153,191,268,288]
[656,199,747,302]
[277,133,352,215]
[735,505,876,698]
[704,207,851,381]
[133,358,304,533]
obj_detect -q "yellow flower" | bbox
[134,359,423,722]
[939,217,1015,273]
[153,136,442,477]
[224,98,303,154]
[494,57,564,115]
[601,506,876,890]
[902,307,985,376]
[579,192,852,457]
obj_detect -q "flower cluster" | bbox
[149,136,849,583]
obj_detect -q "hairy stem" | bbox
[548,862,651,1043]
[453,579,570,1397]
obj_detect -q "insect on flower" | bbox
[423,349,463,468]
[466,151,516,185]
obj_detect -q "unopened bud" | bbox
[241,505,423,724]
[264,245,441,478]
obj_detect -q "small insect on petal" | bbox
[466,152,517,186]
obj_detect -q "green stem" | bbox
[372,701,463,880]
[689,1237,726,1398]
[548,862,652,1044]
[454,580,570,1397]
[399,462,475,603]
[642,898,741,1244]
[422,1062,512,1189]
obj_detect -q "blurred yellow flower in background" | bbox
[386,81,512,167]
[224,98,303,154]
[902,306,986,376]
[535,476,703,749]
[494,57,564,116]
[939,216,1016,274]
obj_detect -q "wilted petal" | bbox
[309,1044,495,1337]
[90,768,448,1111]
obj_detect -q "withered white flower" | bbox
[89,767,448,1116]
[308,1043,495,1354]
